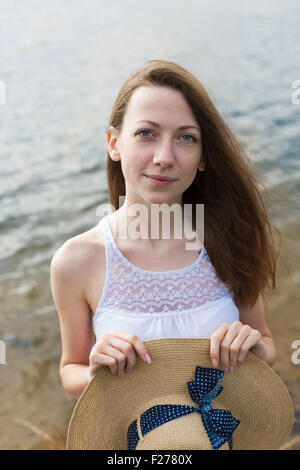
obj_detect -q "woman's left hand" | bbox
[210,320,268,371]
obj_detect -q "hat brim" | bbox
[66,338,294,450]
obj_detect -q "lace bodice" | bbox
[91,214,239,343]
[95,215,231,316]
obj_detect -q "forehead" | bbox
[123,85,197,126]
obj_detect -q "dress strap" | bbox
[97,215,113,241]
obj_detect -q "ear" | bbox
[106,126,121,161]
[198,160,206,172]
[197,140,205,172]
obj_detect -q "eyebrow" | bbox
[135,120,201,132]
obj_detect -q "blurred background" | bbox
[0,0,299,450]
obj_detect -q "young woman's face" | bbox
[107,85,205,206]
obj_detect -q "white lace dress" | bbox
[91,215,239,349]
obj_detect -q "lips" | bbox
[145,174,177,182]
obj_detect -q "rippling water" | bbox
[1,0,300,278]
[0,0,299,449]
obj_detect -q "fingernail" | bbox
[212,359,218,367]
[145,353,151,364]
[229,366,234,372]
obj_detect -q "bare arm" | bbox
[238,293,276,367]
[50,238,96,399]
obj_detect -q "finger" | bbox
[89,350,119,377]
[219,322,241,370]
[102,344,128,377]
[210,323,230,368]
[110,330,151,364]
[237,329,262,364]
[107,336,137,373]
[229,325,252,369]
[92,340,130,377]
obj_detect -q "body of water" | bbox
[0,0,299,449]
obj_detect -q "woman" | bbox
[51,60,279,399]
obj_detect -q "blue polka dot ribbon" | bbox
[127,366,240,450]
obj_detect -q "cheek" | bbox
[180,161,200,187]
[181,158,200,176]
[122,146,150,170]
[119,152,143,179]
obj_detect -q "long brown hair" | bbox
[105,59,283,309]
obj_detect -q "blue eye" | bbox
[138,129,153,138]
[182,135,196,142]
[136,129,197,142]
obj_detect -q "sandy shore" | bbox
[0,225,299,450]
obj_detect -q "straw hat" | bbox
[66,338,294,450]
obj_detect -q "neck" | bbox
[112,200,198,250]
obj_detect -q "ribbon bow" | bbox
[127,366,240,450]
[187,366,240,449]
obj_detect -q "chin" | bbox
[146,196,182,206]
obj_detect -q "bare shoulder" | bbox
[50,224,106,300]
[50,224,107,374]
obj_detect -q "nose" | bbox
[152,138,175,167]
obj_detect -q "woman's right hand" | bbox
[88,330,151,381]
